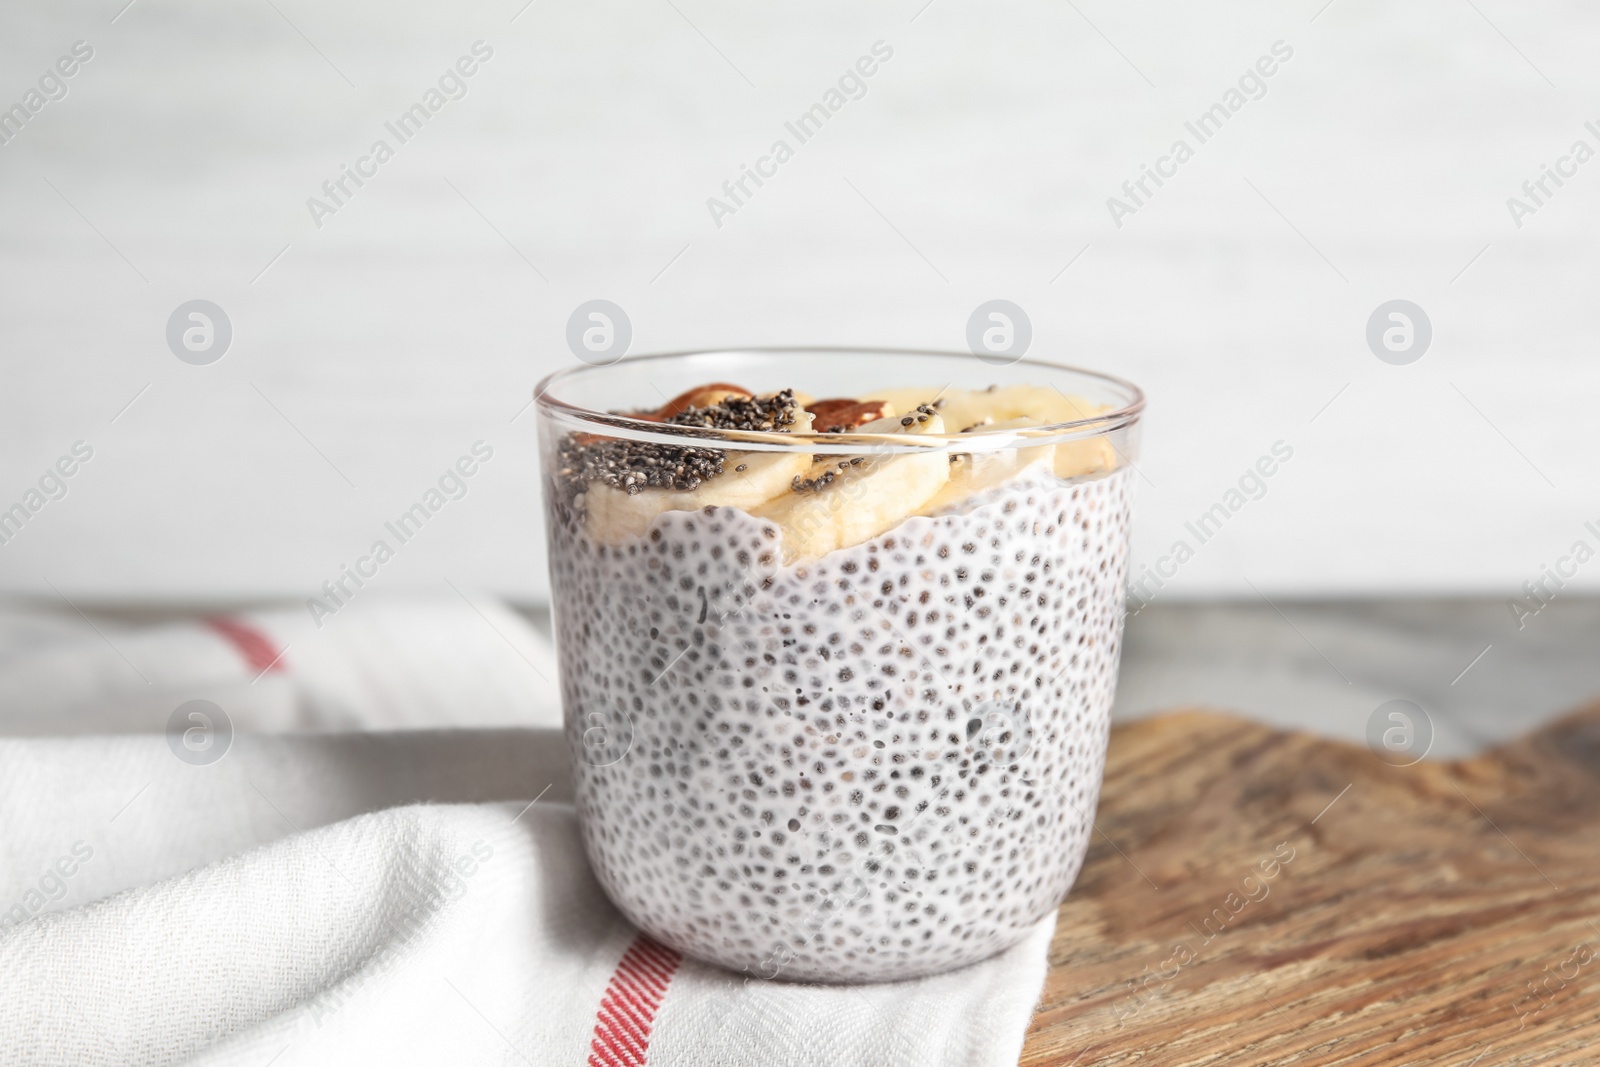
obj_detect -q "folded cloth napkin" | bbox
[0,600,1054,1067]
[0,594,562,734]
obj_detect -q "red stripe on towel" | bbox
[587,936,682,1067]
[204,616,287,675]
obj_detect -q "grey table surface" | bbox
[1113,597,1599,758]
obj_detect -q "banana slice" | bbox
[856,386,935,419]
[753,409,949,562]
[1053,432,1116,479]
[923,416,1053,513]
[582,411,816,543]
[861,385,1116,479]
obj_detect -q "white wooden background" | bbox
[1,0,1596,605]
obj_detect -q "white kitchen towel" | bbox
[0,602,1057,1067]
[0,594,561,735]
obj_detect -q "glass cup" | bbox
[535,348,1143,982]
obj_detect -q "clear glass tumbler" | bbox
[536,348,1143,982]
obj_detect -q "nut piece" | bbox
[806,398,894,433]
[582,382,755,443]
[653,382,753,420]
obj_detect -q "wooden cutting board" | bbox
[1020,708,1600,1066]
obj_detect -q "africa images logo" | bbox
[0,40,94,147]
[305,42,494,229]
[1106,40,1294,228]
[705,41,894,228]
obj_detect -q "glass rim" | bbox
[534,347,1145,455]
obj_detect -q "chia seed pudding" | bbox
[541,376,1138,982]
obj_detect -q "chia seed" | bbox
[548,461,1136,981]
[792,457,866,494]
[558,390,800,498]
[668,389,799,434]
[792,470,837,493]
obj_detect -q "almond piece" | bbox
[655,382,753,420]
[806,398,893,433]
[574,381,756,444]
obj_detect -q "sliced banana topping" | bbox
[559,382,1123,551]
[752,406,950,563]
[923,416,1053,514]
[580,409,815,544]
[861,385,1116,479]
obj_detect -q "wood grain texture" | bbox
[1021,708,1600,1067]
